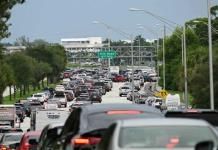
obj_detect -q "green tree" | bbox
[6,52,35,96]
[26,44,66,83]
[0,0,25,40]
[0,62,12,103]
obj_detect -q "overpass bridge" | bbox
[66,46,156,66]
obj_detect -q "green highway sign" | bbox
[98,50,117,59]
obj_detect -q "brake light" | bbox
[73,138,90,145]
[187,109,198,113]
[72,137,101,146]
[170,137,180,144]
[107,110,142,115]
[0,145,9,150]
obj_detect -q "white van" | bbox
[165,94,180,110]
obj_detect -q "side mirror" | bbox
[195,141,214,150]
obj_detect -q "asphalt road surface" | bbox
[102,82,132,104]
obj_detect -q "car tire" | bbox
[119,94,122,97]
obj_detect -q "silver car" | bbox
[97,118,218,150]
[119,86,132,97]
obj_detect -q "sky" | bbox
[2,0,218,43]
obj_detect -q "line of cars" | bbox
[1,68,217,150]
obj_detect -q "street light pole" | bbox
[183,25,188,107]
[138,25,160,85]
[131,34,135,103]
[138,36,141,68]
[156,36,160,85]
[107,27,111,69]
[163,25,166,90]
[207,0,214,110]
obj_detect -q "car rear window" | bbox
[121,87,130,89]
[34,95,42,97]
[4,134,23,142]
[119,126,217,148]
[87,111,161,131]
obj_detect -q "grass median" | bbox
[3,83,58,104]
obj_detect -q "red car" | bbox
[18,131,41,150]
[113,75,125,82]
[63,72,72,78]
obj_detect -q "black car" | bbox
[38,123,63,150]
[15,106,25,122]
[89,90,102,103]
[15,103,31,117]
[55,104,163,150]
[74,85,89,97]
[93,82,106,95]
[93,86,105,95]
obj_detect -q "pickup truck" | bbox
[53,92,67,108]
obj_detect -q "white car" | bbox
[53,92,67,108]
[151,98,163,108]
[31,93,47,104]
[98,118,218,150]
[133,78,141,90]
[119,86,132,97]
[63,78,71,85]
[55,85,65,91]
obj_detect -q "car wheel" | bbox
[119,94,122,97]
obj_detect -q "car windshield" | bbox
[119,126,217,148]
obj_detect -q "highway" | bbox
[20,82,131,132]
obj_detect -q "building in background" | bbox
[61,37,104,63]
[3,46,26,54]
[61,37,103,52]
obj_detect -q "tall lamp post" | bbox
[93,21,111,68]
[207,0,214,110]
[93,20,136,102]
[138,25,160,86]
[194,1,215,110]
[130,8,188,107]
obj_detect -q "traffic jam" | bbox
[0,68,218,150]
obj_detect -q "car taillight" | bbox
[107,110,142,115]
[72,137,101,146]
[187,109,198,113]
[0,145,10,150]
